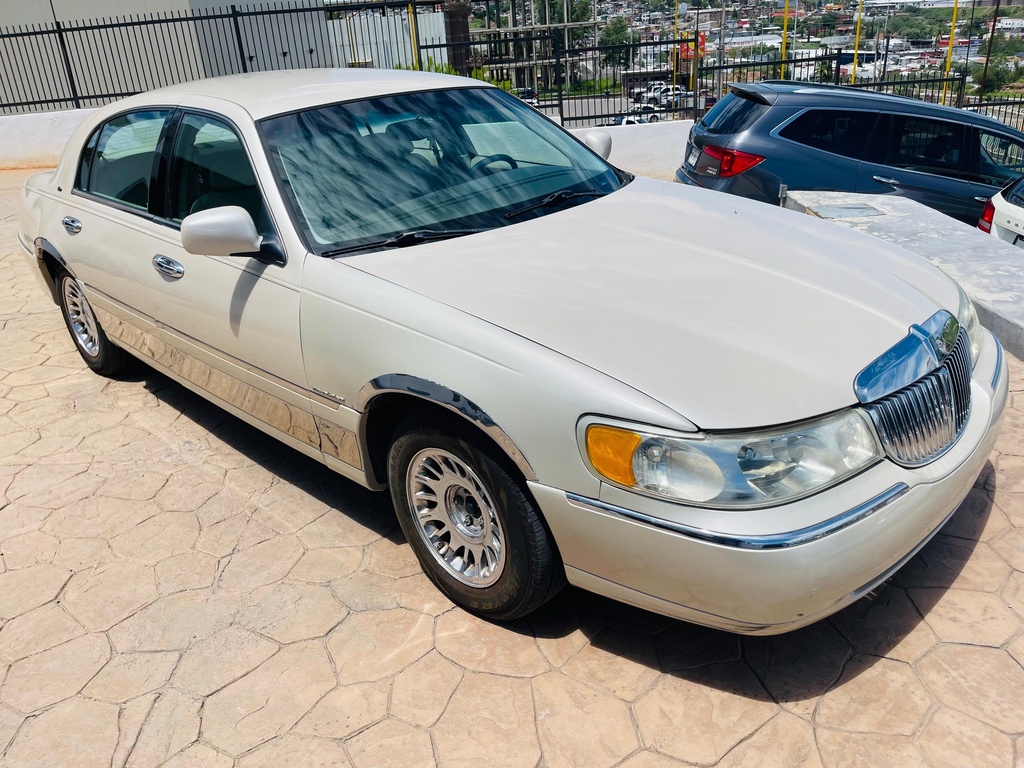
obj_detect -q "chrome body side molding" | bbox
[356,373,537,481]
[85,293,379,476]
[315,415,362,469]
[566,483,911,550]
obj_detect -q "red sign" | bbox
[680,32,706,61]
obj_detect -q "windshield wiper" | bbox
[504,189,605,220]
[321,228,484,257]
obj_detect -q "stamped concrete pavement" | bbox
[1,168,1023,767]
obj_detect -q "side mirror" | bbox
[181,206,262,257]
[583,130,612,160]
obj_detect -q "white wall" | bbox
[0,0,190,26]
[0,108,96,169]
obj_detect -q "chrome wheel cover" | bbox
[62,277,100,357]
[406,448,505,588]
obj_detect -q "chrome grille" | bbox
[864,330,972,467]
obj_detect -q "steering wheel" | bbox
[474,154,519,172]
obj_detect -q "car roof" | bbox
[109,68,491,120]
[731,81,1022,135]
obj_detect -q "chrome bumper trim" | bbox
[565,483,911,550]
[992,337,1005,391]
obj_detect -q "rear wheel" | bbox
[388,416,564,620]
[57,270,132,377]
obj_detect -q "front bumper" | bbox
[531,332,1009,635]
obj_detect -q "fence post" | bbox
[553,33,564,124]
[408,4,422,70]
[833,50,841,85]
[53,21,81,109]
[231,5,248,73]
[956,69,966,108]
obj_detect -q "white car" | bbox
[979,175,1024,246]
[20,69,1007,634]
[632,80,666,103]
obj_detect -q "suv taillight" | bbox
[697,145,765,178]
[978,199,995,233]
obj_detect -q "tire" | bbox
[56,270,132,377]
[649,114,659,123]
[388,416,564,620]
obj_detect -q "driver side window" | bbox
[168,114,265,225]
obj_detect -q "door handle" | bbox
[974,196,991,203]
[152,255,185,279]
[872,176,900,186]
[62,216,82,235]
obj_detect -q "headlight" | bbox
[956,286,983,364]
[583,411,881,509]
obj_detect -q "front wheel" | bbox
[388,417,564,620]
[57,270,132,377]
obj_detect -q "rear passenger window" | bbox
[699,93,768,135]
[76,111,169,210]
[778,109,876,159]
[885,117,965,178]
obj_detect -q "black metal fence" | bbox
[848,72,967,109]
[0,0,1006,132]
[962,95,1024,132]
[0,1,448,114]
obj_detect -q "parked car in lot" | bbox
[979,175,1024,246]
[649,85,690,106]
[20,69,1007,634]
[617,104,664,123]
[676,81,1024,224]
[512,86,540,106]
[632,80,666,103]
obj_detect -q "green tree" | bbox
[534,0,593,45]
[971,58,1022,95]
[599,17,636,67]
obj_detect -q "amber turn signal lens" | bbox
[586,425,642,486]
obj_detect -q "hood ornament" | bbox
[854,310,960,404]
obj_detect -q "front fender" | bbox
[357,373,537,481]
[299,259,695,496]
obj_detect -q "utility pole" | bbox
[718,0,726,96]
[980,0,1001,95]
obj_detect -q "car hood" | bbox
[345,178,959,430]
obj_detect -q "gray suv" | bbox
[675,81,1024,224]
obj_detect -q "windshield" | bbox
[260,87,625,255]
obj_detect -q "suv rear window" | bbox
[699,92,768,135]
[778,109,877,160]
[1007,176,1024,208]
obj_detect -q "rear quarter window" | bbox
[699,93,769,135]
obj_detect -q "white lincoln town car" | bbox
[19,69,1007,634]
